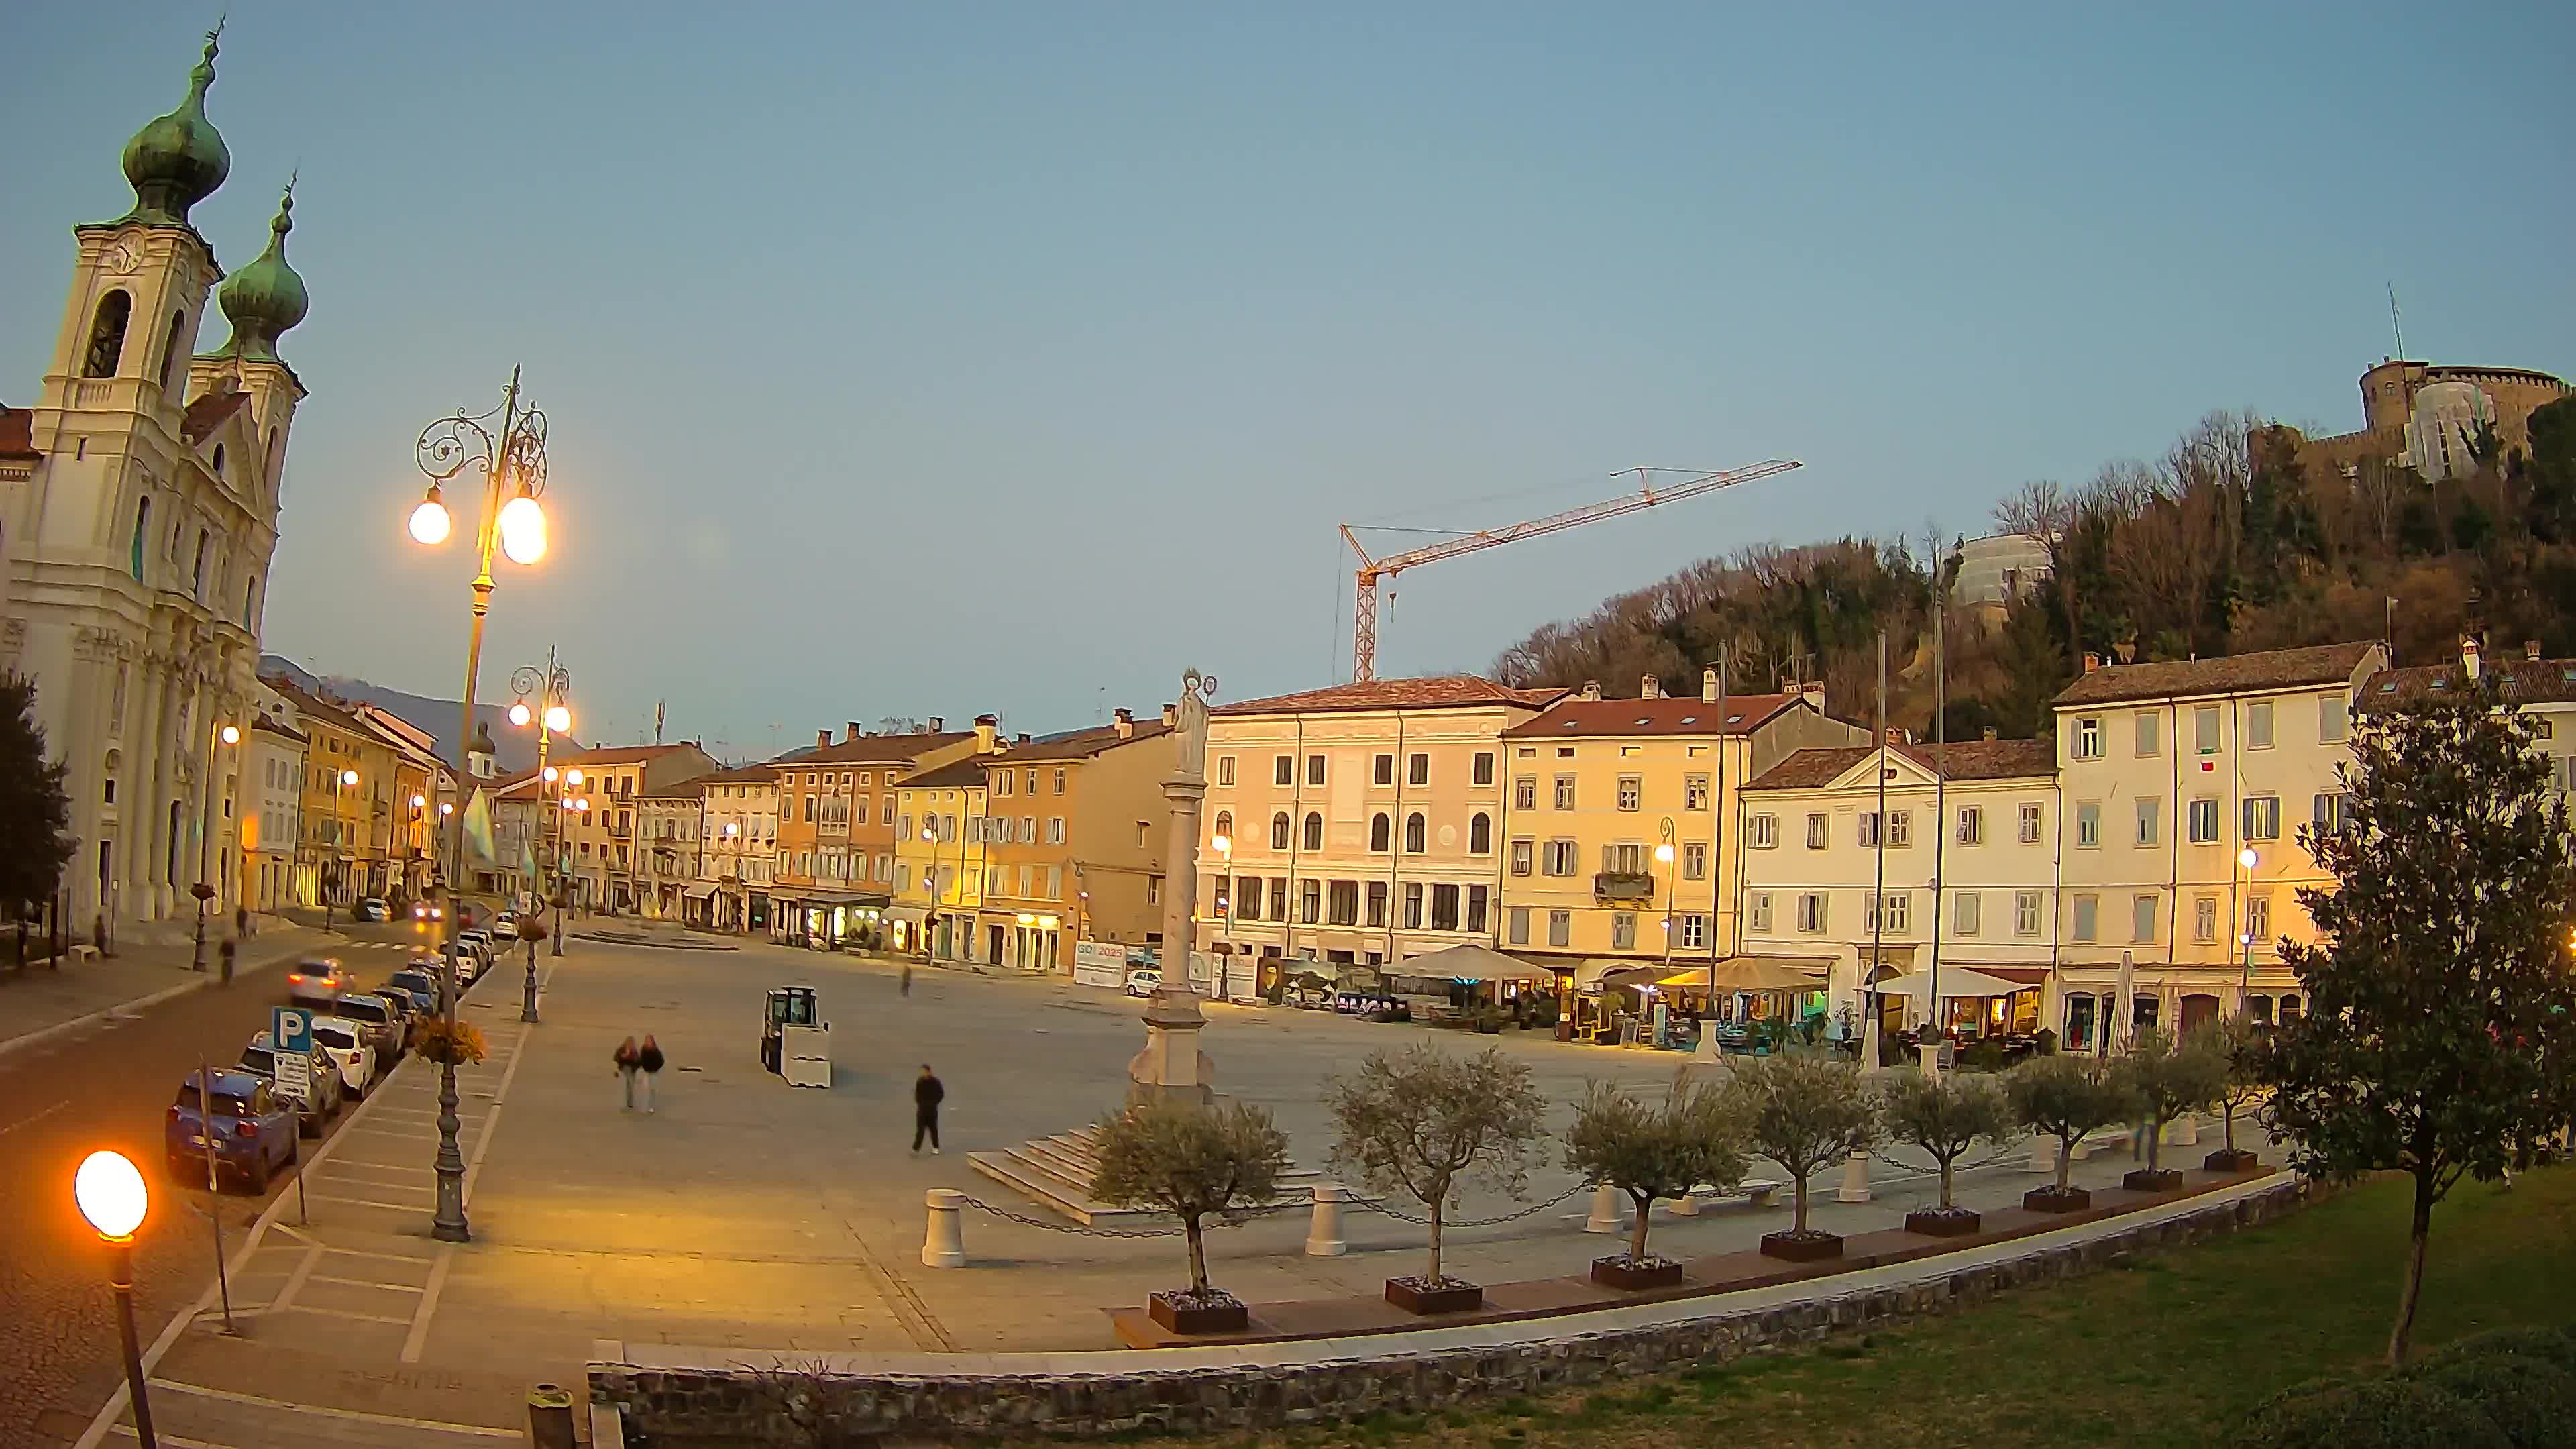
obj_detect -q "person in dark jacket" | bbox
[912,1064,944,1154]
[637,1035,665,1114]
[614,1036,641,1110]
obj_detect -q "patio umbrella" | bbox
[2113,951,2135,1055]
[1869,965,2030,1000]
[1659,957,1829,994]
[1395,942,1555,983]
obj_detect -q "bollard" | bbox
[1835,1149,1874,1203]
[1305,1183,1348,1256]
[1917,1042,1943,1079]
[1583,1183,1623,1234]
[1668,1190,1699,1218]
[526,1383,577,1449]
[2163,1114,2200,1147]
[922,1188,967,1268]
[2029,1139,2058,1174]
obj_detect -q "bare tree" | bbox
[1326,1044,1548,1287]
[1994,478,2080,662]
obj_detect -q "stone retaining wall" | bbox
[593,1177,2312,1444]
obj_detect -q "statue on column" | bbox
[1130,668,1218,1106]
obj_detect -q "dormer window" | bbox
[211,443,225,478]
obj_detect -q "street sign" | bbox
[272,1006,313,1101]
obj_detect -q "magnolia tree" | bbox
[1880,1070,2017,1216]
[1090,1098,1289,1305]
[1722,1052,1880,1242]
[1564,1069,1747,1265]
[2194,1016,2267,1166]
[2261,675,2576,1367]
[2008,1054,2136,1201]
[1326,1044,1547,1288]
[2112,1027,2228,1177]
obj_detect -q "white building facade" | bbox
[0,31,310,934]
[694,765,777,930]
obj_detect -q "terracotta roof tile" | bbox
[180,390,250,445]
[2363,658,2576,709]
[1745,738,2057,791]
[774,731,975,767]
[549,743,703,767]
[696,763,783,786]
[988,719,1171,761]
[1214,676,1567,717]
[1501,694,1803,739]
[2051,641,2381,707]
[899,758,989,791]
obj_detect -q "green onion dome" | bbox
[119,28,231,227]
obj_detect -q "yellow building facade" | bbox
[969,707,1174,971]
[891,755,991,961]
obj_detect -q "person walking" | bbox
[900,961,914,998]
[217,935,235,987]
[912,1064,944,1155]
[235,904,251,939]
[614,1036,641,1110]
[637,1035,665,1114]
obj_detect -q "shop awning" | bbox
[1658,956,1832,993]
[881,904,930,926]
[682,882,718,901]
[1872,966,2035,999]
[1589,963,1667,992]
[1394,943,1556,983]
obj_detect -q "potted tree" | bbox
[2007,1054,2135,1212]
[1723,1052,1881,1261]
[2112,1026,2226,1192]
[1326,1044,1546,1313]
[1089,1097,1289,1335]
[1564,1069,1746,1289]
[2196,1016,2266,1173]
[1882,1069,2017,1236]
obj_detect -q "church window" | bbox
[244,574,258,627]
[85,290,131,378]
[158,311,186,392]
[193,529,210,599]
[211,443,225,478]
[130,496,151,580]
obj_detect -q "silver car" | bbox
[241,1032,344,1136]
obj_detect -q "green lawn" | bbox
[1145,1166,2576,1449]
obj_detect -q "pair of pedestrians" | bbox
[614,1035,665,1112]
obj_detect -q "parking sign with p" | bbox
[272,1005,314,1101]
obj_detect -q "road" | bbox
[0,917,469,1449]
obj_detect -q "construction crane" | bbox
[1340,459,1802,681]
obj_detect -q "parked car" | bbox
[166,1070,299,1192]
[305,1018,376,1100]
[384,967,441,1014]
[455,929,496,969]
[354,897,391,922]
[329,996,405,1073]
[494,910,518,936]
[285,958,351,1010]
[239,1034,343,1136]
[1124,967,1162,997]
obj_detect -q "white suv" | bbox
[306,1018,378,1100]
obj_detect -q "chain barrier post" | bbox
[1669,1188,1701,1218]
[1583,1183,1624,1234]
[1303,1183,1348,1257]
[922,1189,966,1267]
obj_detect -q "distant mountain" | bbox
[258,654,586,776]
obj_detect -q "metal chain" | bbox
[1347,1180,1589,1228]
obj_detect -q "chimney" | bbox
[1580,679,1602,702]
[2083,652,2102,674]
[1797,680,1824,711]
[1701,667,1719,704]
[2527,639,2544,662]
[816,729,831,749]
[845,722,862,743]
[1016,733,1031,746]
[1113,708,1135,740]
[1982,726,1999,741]
[973,714,998,753]
[2461,635,2482,682]
[1161,702,1177,728]
[1885,727,1906,745]
[1640,674,1663,700]
[926,717,944,733]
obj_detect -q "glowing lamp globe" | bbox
[2238,848,2259,871]
[219,724,241,745]
[75,1150,148,1240]
[408,495,453,546]
[565,769,584,786]
[508,702,532,728]
[543,704,571,733]
[496,492,547,565]
[541,765,558,782]
[341,770,359,786]
[1210,834,1231,855]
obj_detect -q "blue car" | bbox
[385,967,441,1015]
[165,1069,298,1193]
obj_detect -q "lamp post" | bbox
[510,655,574,961]
[191,721,241,971]
[1212,833,1235,951]
[75,1149,156,1449]
[2237,846,2259,1011]
[1654,816,1678,973]
[723,820,741,931]
[407,368,551,1245]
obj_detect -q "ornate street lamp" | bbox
[407,367,551,1244]
[509,653,574,965]
[75,1150,156,1448]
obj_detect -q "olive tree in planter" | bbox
[1089,1097,1290,1335]
[2111,1026,2228,1192]
[1326,1043,1547,1314]
[1881,1069,2017,1236]
[1563,1069,1746,1289]
[2195,1016,2267,1173]
[2007,1053,2136,1212]
[1722,1051,1880,1262]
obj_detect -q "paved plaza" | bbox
[86,928,2275,1443]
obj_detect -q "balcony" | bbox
[1593,871,1656,904]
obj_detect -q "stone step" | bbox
[965,1149,1161,1226]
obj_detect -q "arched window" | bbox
[243,574,258,628]
[159,311,187,392]
[1212,810,1232,845]
[102,749,122,806]
[1270,812,1291,851]
[1370,812,1391,852]
[1405,812,1426,853]
[192,529,210,599]
[129,496,151,580]
[1469,812,1492,854]
[211,443,225,478]
[85,290,132,378]
[1302,812,1323,851]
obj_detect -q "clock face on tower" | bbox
[103,236,143,275]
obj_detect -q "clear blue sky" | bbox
[8,2,2570,761]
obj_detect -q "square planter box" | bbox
[2122,1168,2184,1193]
[2023,1185,2092,1214]
[1384,1277,1484,1315]
[1759,1230,1844,1263]
[2203,1148,2261,1173]
[1590,1255,1685,1291]
[1147,1291,1248,1336]
[1904,1207,1983,1238]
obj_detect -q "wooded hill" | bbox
[1491,397,2576,741]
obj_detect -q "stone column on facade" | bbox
[1128,669,1218,1108]
[142,654,183,922]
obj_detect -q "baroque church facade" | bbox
[0,28,311,933]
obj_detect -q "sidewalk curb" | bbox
[0,932,337,1063]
